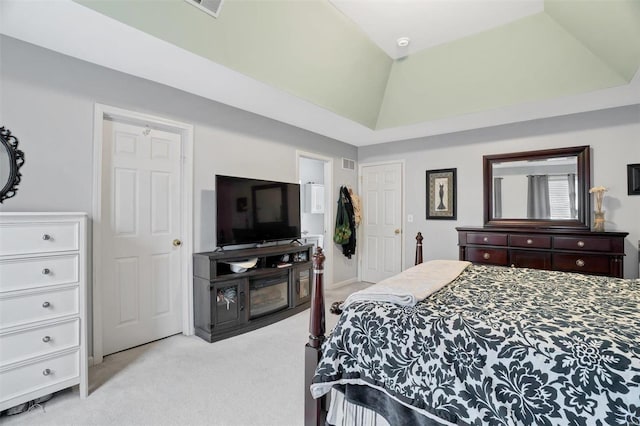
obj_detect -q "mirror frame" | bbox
[0,127,25,203]
[483,145,590,229]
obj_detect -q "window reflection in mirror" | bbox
[492,157,578,220]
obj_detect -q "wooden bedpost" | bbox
[415,232,424,265]
[305,247,326,426]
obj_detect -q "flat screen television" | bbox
[216,174,301,247]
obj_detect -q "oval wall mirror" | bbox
[483,146,591,229]
[0,127,25,203]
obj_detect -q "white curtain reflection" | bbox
[527,175,550,219]
[567,173,577,219]
[494,177,503,218]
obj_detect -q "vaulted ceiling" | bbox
[1,0,639,146]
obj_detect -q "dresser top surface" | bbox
[0,212,87,214]
[456,226,628,238]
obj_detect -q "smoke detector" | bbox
[396,37,410,48]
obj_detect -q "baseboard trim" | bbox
[328,277,357,289]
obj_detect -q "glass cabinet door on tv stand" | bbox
[293,264,311,306]
[213,279,248,330]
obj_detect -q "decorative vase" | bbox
[593,211,605,232]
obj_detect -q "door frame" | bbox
[358,160,406,282]
[91,104,194,364]
[296,150,333,287]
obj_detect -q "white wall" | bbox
[0,36,359,352]
[499,175,527,218]
[359,105,640,278]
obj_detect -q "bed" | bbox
[304,235,640,426]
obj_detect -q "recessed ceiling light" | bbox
[396,37,410,48]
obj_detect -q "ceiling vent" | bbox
[185,0,224,18]
[342,158,356,171]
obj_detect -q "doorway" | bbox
[92,105,193,363]
[297,152,333,286]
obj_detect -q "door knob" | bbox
[394,229,401,235]
[173,239,182,247]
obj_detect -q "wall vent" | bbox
[185,0,224,18]
[342,158,356,171]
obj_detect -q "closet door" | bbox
[100,119,184,356]
[361,163,403,283]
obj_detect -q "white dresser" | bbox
[0,213,88,411]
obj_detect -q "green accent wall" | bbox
[75,0,639,132]
[75,0,392,129]
[376,13,629,129]
[545,0,640,82]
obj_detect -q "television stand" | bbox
[193,244,314,342]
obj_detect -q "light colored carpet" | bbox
[0,281,371,426]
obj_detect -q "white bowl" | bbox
[228,258,258,273]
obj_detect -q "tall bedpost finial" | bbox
[308,247,326,348]
[415,232,424,265]
[305,247,327,426]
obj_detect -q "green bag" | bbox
[334,222,351,244]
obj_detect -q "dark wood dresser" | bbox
[457,227,628,278]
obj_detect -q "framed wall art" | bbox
[628,164,640,195]
[426,168,457,220]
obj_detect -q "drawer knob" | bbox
[42,268,51,275]
[576,259,585,267]
[526,239,533,245]
[483,252,491,260]
[42,234,51,241]
[42,301,51,308]
[42,368,51,376]
[577,241,585,248]
[42,336,51,343]
[483,237,489,242]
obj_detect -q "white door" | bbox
[361,163,403,283]
[101,119,183,355]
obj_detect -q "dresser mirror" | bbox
[483,146,590,229]
[0,127,25,203]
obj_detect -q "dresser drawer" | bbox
[466,248,508,265]
[510,235,551,249]
[553,236,612,252]
[0,255,79,293]
[0,288,79,330]
[510,250,551,270]
[0,350,79,402]
[0,222,79,256]
[467,233,508,246]
[552,253,611,275]
[0,320,79,366]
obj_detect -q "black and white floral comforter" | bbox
[311,265,640,425]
